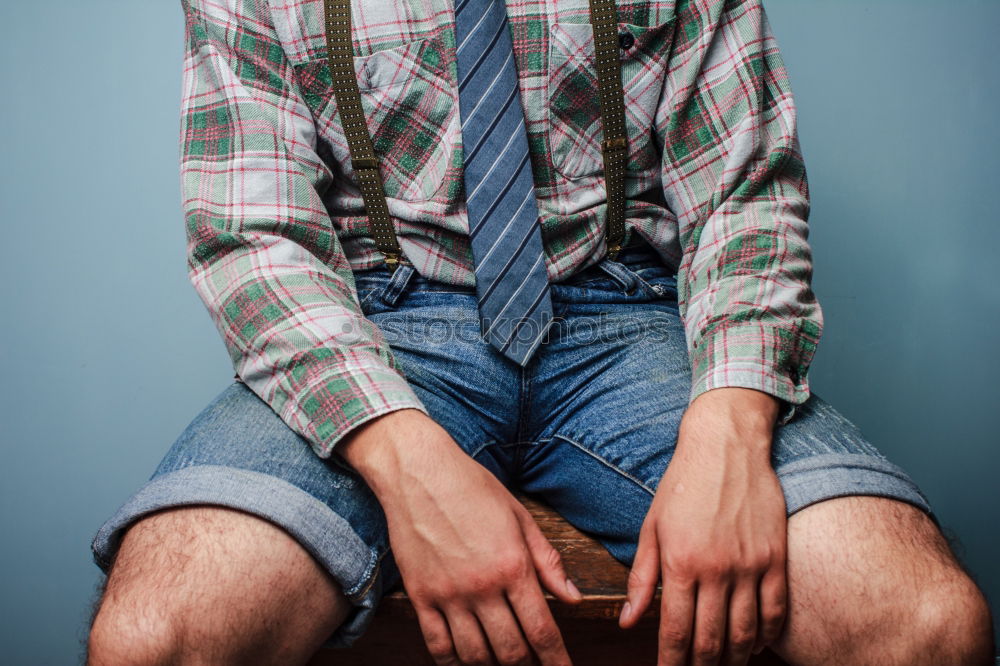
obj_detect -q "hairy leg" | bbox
[770,496,994,665]
[87,505,352,666]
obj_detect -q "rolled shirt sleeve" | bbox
[656,0,822,423]
[179,0,426,458]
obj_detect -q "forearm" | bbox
[336,408,459,499]
[681,386,781,458]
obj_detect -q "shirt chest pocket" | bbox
[547,19,675,181]
[294,34,460,203]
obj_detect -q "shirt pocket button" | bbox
[618,31,635,50]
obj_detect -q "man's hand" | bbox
[339,410,581,666]
[619,388,788,666]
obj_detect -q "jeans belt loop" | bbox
[379,263,417,307]
[596,257,639,294]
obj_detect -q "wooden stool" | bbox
[308,493,786,665]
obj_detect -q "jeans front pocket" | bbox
[546,18,676,181]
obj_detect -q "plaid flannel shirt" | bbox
[180,0,822,458]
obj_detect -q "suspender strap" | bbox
[323,0,404,269]
[587,0,629,259]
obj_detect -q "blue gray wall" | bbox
[1,1,996,662]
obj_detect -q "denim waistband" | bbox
[352,241,670,307]
[603,241,665,268]
[556,242,667,287]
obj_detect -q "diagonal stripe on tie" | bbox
[455,0,554,365]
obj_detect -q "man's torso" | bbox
[265,0,683,283]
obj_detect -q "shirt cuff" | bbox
[688,321,814,427]
[297,362,429,459]
[237,355,429,462]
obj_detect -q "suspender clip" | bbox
[383,252,410,271]
[352,157,379,171]
[602,137,628,153]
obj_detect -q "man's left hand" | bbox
[619,387,788,665]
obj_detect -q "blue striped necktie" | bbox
[454,0,554,365]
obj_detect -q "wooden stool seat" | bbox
[308,493,785,665]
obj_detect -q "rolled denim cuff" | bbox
[775,453,938,527]
[90,465,389,648]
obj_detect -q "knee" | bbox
[87,583,244,666]
[909,575,994,665]
[87,592,180,666]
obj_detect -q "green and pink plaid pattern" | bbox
[180,0,821,458]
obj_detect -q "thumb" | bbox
[620,523,659,629]
[515,506,583,604]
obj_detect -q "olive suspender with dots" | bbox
[323,0,405,268]
[322,0,629,270]
[587,0,629,258]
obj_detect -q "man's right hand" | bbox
[338,409,581,666]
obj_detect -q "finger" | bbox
[515,506,581,604]
[474,596,533,666]
[691,582,728,666]
[753,565,788,653]
[415,605,460,666]
[506,575,572,666]
[443,607,493,666]
[658,574,696,666]
[721,581,757,665]
[689,582,728,666]
[621,523,660,628]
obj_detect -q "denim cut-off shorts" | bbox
[91,243,935,649]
